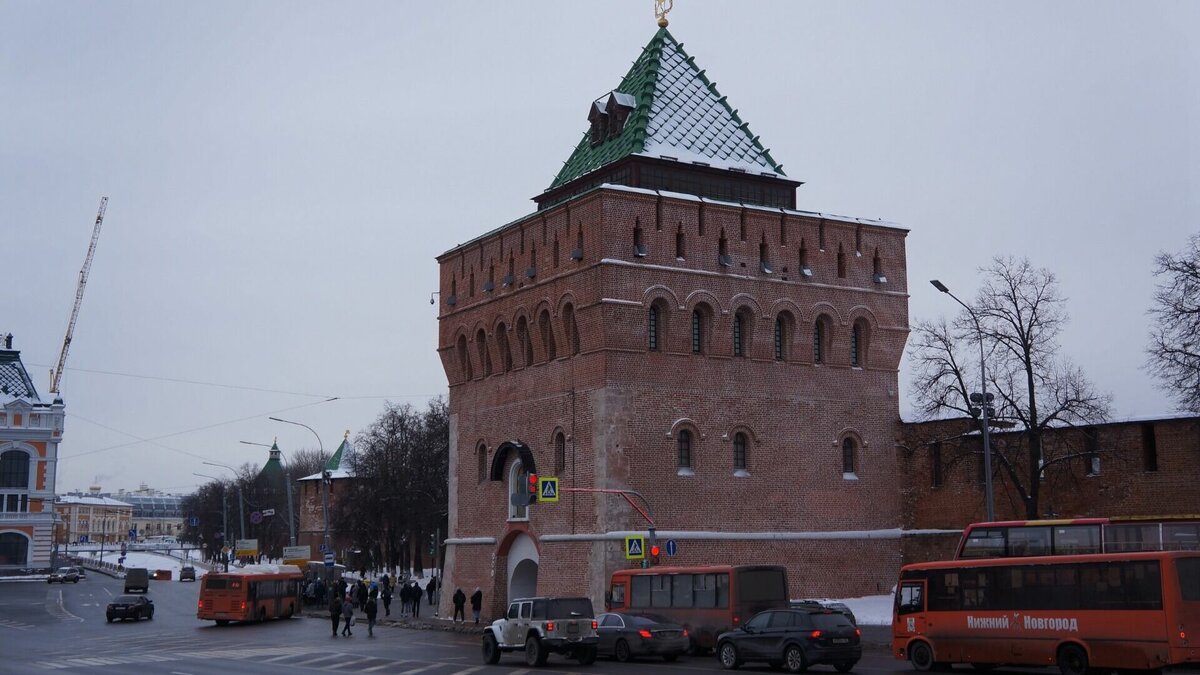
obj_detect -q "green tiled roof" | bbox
[549,27,785,190]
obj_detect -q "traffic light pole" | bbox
[557,487,657,551]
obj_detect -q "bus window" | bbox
[693,574,716,608]
[631,575,651,608]
[1008,526,1051,557]
[737,568,788,604]
[1107,523,1161,552]
[1178,558,1200,600]
[929,571,960,611]
[610,583,625,608]
[897,582,924,615]
[672,574,693,607]
[960,569,992,609]
[960,528,1006,558]
[650,575,671,608]
[717,572,729,608]
[1164,524,1200,551]
[1053,525,1101,554]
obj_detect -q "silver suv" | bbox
[482,596,599,667]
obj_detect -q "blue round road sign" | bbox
[665,539,678,556]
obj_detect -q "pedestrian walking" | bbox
[452,588,466,623]
[341,595,355,636]
[426,575,438,611]
[401,581,413,617]
[328,592,342,637]
[411,580,421,618]
[470,587,483,625]
[356,579,368,609]
[381,579,392,617]
[364,594,378,637]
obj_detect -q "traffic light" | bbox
[649,544,661,566]
[526,473,539,506]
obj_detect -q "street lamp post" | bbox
[194,473,230,571]
[269,417,330,557]
[202,462,245,541]
[240,440,297,547]
[931,279,996,522]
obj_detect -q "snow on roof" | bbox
[57,495,133,508]
[0,349,42,406]
[298,467,354,482]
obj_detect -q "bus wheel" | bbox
[718,641,742,670]
[1058,645,1088,675]
[910,641,936,672]
[784,645,808,673]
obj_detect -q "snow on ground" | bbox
[83,549,204,577]
[837,594,894,626]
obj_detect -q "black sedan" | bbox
[106,595,154,622]
[596,612,689,662]
[716,608,861,673]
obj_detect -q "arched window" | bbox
[811,314,830,362]
[456,335,473,380]
[508,461,530,521]
[842,437,857,475]
[678,430,692,469]
[774,316,790,361]
[516,317,532,368]
[539,310,557,362]
[0,532,30,566]
[633,224,645,256]
[563,304,580,356]
[733,314,745,357]
[497,323,513,372]
[733,432,747,471]
[554,432,566,474]
[691,306,711,354]
[851,319,869,368]
[648,306,659,351]
[477,443,488,484]
[851,323,862,367]
[0,450,30,488]
[476,329,492,377]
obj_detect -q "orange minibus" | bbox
[197,564,303,625]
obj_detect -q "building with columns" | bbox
[1,334,65,572]
[435,26,909,618]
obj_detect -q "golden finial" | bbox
[654,0,673,27]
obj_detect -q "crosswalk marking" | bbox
[361,660,409,672]
[327,656,379,670]
[449,667,485,675]
[398,664,440,675]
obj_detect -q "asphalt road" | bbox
[0,574,950,675]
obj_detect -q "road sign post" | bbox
[538,477,559,503]
[624,535,645,560]
[665,539,678,556]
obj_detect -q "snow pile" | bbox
[82,549,205,577]
[832,595,895,626]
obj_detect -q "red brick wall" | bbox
[436,187,911,609]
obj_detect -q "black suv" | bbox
[482,596,599,666]
[716,607,861,673]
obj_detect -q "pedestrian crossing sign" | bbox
[538,477,560,503]
[624,535,645,560]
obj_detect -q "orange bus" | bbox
[607,565,789,651]
[956,516,1200,559]
[197,564,303,625]
[892,551,1200,675]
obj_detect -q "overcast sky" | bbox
[3,1,1196,495]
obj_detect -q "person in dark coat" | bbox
[410,580,421,618]
[426,575,438,610]
[452,587,466,623]
[381,577,392,616]
[356,579,368,609]
[341,595,354,636]
[363,592,378,636]
[470,587,483,624]
[328,591,342,637]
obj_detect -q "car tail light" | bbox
[682,628,689,637]
[732,615,740,624]
[546,622,554,632]
[856,628,862,637]
[639,630,653,639]
[240,601,246,611]
[197,600,202,609]
[809,630,823,639]
[592,620,598,630]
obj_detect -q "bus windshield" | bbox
[736,568,788,604]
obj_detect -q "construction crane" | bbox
[50,197,107,396]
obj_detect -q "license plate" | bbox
[832,638,849,644]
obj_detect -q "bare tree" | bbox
[910,256,1111,518]
[1148,233,1200,412]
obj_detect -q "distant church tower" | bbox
[435,25,909,618]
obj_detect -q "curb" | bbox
[300,610,483,635]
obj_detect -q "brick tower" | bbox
[435,27,909,618]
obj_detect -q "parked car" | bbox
[124,567,150,593]
[106,595,154,622]
[716,607,861,673]
[596,612,689,662]
[791,599,857,626]
[482,596,599,666]
[179,566,196,582]
[48,566,80,584]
